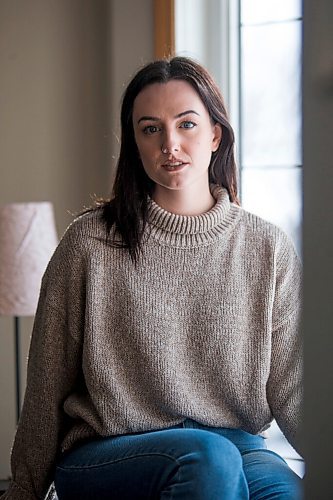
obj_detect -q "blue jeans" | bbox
[54,419,302,499]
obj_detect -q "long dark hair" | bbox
[101,57,238,263]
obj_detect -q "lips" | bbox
[164,161,183,167]
[162,162,188,172]
[162,157,188,171]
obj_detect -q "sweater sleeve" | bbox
[266,232,303,456]
[1,224,85,500]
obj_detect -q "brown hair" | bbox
[101,57,239,262]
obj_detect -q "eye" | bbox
[180,120,196,129]
[143,125,160,135]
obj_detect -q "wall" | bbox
[0,0,153,479]
[303,0,333,497]
[0,0,111,233]
[108,0,154,184]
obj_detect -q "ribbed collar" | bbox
[147,184,241,247]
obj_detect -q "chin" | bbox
[157,180,191,191]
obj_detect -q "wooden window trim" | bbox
[153,0,175,59]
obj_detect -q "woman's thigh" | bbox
[242,448,303,500]
[54,427,248,500]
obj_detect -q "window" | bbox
[175,0,302,255]
[175,0,304,476]
[240,0,302,255]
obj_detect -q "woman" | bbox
[2,57,302,499]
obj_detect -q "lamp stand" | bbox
[14,316,21,424]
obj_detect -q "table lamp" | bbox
[0,202,58,423]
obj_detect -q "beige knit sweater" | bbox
[2,185,302,500]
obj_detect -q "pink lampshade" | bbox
[0,202,58,316]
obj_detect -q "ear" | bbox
[211,123,222,152]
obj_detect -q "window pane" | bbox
[241,20,302,168]
[241,168,302,255]
[175,0,206,61]
[241,0,302,25]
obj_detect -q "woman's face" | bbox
[132,80,222,195]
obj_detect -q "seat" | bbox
[44,483,58,500]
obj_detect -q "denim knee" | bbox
[242,449,303,500]
[170,429,248,498]
[176,429,243,471]
[170,428,245,488]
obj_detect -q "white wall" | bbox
[0,0,153,479]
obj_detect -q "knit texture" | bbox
[2,185,302,499]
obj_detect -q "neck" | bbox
[152,183,215,216]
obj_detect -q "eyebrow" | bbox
[137,109,200,124]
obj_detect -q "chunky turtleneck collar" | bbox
[147,184,242,247]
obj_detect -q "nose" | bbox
[161,129,180,154]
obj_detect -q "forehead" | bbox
[132,80,208,119]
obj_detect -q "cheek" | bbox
[139,149,155,166]
[136,145,158,172]
[136,136,156,158]
[193,136,215,154]
[135,139,147,162]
